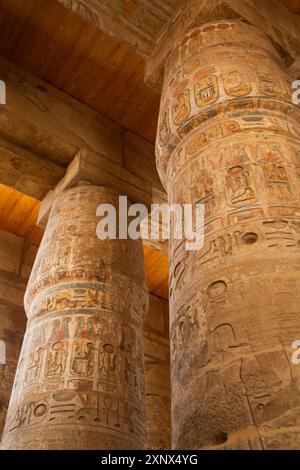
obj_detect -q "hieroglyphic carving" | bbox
[262,219,299,248]
[172,90,191,125]
[198,233,238,266]
[1,185,148,450]
[156,19,300,449]
[190,172,217,217]
[58,0,183,56]
[263,163,293,201]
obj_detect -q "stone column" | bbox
[1,184,148,450]
[0,231,35,439]
[156,20,300,449]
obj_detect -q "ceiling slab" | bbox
[0,0,160,143]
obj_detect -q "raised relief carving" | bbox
[263,163,293,200]
[257,71,282,96]
[225,166,256,206]
[158,111,170,147]
[210,323,253,362]
[257,143,283,163]
[188,33,203,56]
[206,280,227,305]
[262,219,298,248]
[25,348,43,384]
[191,172,217,218]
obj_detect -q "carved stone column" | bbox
[0,231,30,440]
[1,184,148,450]
[156,20,300,449]
[144,295,171,450]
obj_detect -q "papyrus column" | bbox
[1,184,148,450]
[156,20,300,449]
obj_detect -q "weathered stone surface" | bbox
[20,242,38,281]
[1,184,148,450]
[0,137,65,200]
[146,0,300,91]
[144,295,170,450]
[145,0,237,90]
[156,20,300,449]
[57,0,183,57]
[0,57,165,208]
[0,271,27,310]
[225,0,300,61]
[36,148,156,229]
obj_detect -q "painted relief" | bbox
[172,90,191,125]
[223,71,252,97]
[225,166,256,206]
[194,75,219,107]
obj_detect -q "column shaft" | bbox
[1,185,148,450]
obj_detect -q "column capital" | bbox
[154,4,300,449]
[2,185,148,450]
